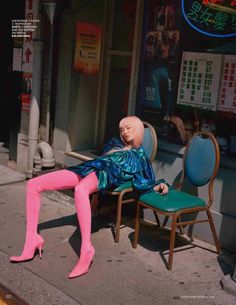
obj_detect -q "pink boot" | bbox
[10,234,44,262]
[10,179,44,262]
[68,246,95,278]
[10,170,81,263]
[68,172,98,279]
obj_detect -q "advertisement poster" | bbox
[177,52,222,111]
[218,55,236,113]
[12,48,22,72]
[154,5,176,31]
[145,30,179,60]
[142,63,173,110]
[21,0,39,73]
[22,73,32,94]
[140,2,179,114]
[74,22,102,75]
[21,93,31,112]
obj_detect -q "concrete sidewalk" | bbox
[0,164,236,305]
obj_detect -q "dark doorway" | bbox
[0,1,25,160]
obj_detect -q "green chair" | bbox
[132,131,221,270]
[91,121,158,242]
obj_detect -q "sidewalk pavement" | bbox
[0,160,236,305]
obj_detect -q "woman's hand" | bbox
[153,183,169,195]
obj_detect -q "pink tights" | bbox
[10,169,99,279]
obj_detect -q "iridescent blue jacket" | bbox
[67,137,163,192]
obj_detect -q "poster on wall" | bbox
[21,93,31,112]
[12,48,22,71]
[177,51,223,111]
[147,3,176,31]
[21,0,39,73]
[141,63,173,110]
[218,55,236,113]
[154,5,176,31]
[139,1,180,117]
[145,30,180,61]
[22,73,32,94]
[74,22,102,75]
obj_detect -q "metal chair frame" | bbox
[132,131,221,270]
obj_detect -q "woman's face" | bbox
[119,116,144,148]
[119,123,136,146]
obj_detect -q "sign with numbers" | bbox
[181,0,236,38]
[177,51,222,111]
[218,55,236,113]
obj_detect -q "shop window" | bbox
[137,0,236,159]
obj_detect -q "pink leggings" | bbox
[26,169,98,252]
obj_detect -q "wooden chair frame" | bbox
[132,131,221,270]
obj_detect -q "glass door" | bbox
[96,0,144,144]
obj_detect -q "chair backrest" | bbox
[142,121,158,163]
[182,132,220,188]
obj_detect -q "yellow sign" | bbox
[74,22,102,75]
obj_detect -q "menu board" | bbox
[177,52,222,111]
[218,55,236,113]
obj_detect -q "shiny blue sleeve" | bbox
[131,149,156,192]
[102,137,124,154]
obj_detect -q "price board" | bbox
[177,51,222,111]
[218,55,236,113]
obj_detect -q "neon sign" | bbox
[202,0,236,6]
[182,0,236,37]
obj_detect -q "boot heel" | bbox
[10,235,45,262]
[38,242,44,259]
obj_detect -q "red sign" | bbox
[21,94,31,112]
[202,0,236,5]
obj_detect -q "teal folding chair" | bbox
[91,121,158,242]
[108,121,157,242]
[132,131,221,270]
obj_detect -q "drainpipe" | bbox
[42,1,56,142]
[26,40,44,179]
[33,141,55,173]
[233,266,236,282]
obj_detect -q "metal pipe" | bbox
[43,1,56,142]
[46,22,54,142]
[26,40,44,178]
[33,141,55,172]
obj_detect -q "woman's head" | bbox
[119,116,144,148]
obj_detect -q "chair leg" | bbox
[115,194,123,242]
[132,202,141,248]
[162,216,169,227]
[168,215,177,270]
[91,192,99,216]
[163,216,183,235]
[153,211,161,227]
[206,209,221,253]
[177,216,184,235]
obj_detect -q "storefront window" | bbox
[137,0,236,158]
[112,0,136,52]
